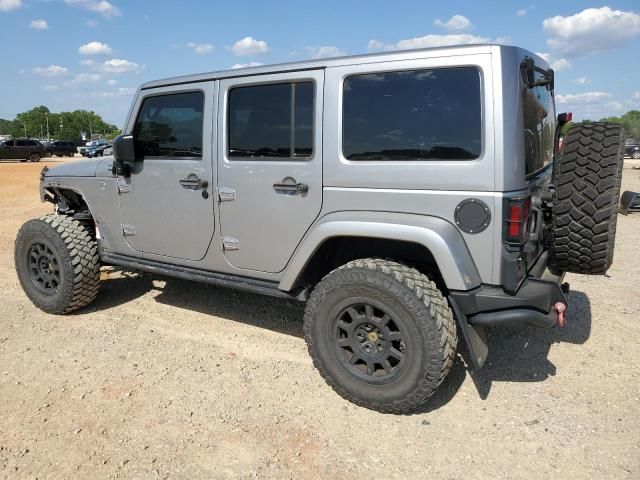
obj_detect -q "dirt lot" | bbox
[0,157,639,479]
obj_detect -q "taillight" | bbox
[505,197,531,244]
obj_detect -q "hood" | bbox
[44,157,114,178]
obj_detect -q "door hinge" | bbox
[121,224,136,236]
[221,236,239,251]
[117,177,131,194]
[218,187,236,202]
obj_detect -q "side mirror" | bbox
[112,134,137,163]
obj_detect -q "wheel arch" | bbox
[279,211,481,292]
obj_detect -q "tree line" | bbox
[0,106,120,141]
[600,110,640,141]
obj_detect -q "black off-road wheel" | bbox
[29,152,41,162]
[303,258,457,414]
[632,150,640,160]
[15,214,101,314]
[550,122,624,275]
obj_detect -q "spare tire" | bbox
[549,122,624,274]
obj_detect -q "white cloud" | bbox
[516,9,527,17]
[633,92,640,101]
[187,42,214,54]
[69,72,102,84]
[32,65,69,77]
[0,0,22,12]
[556,92,612,105]
[534,51,550,61]
[434,14,472,31]
[305,46,346,59]
[29,19,48,30]
[107,79,117,86]
[604,101,624,113]
[231,62,263,69]
[533,52,571,71]
[543,7,640,57]
[79,41,112,55]
[99,58,143,74]
[574,76,590,85]
[367,33,498,52]
[80,59,96,66]
[44,85,60,91]
[96,87,135,97]
[551,58,571,71]
[64,0,120,19]
[230,36,269,56]
[86,19,98,28]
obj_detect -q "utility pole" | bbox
[23,123,27,137]
[59,121,63,140]
[45,113,50,140]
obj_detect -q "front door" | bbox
[217,70,324,273]
[118,82,216,261]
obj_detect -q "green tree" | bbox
[601,110,640,140]
[6,106,120,141]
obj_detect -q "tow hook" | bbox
[554,302,567,327]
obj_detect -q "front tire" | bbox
[29,153,41,162]
[304,259,457,414]
[632,150,640,160]
[15,215,101,314]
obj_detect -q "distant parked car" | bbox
[0,138,45,162]
[102,145,113,156]
[625,142,640,159]
[49,141,77,157]
[84,143,112,158]
[78,139,108,155]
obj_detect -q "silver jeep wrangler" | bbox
[15,45,624,413]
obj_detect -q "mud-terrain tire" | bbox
[632,150,640,160]
[550,122,624,274]
[29,152,41,162]
[15,214,101,314]
[303,258,457,414]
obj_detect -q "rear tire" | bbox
[29,152,41,162]
[549,122,624,274]
[632,150,640,160]
[15,214,101,314]
[304,258,457,413]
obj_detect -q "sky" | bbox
[1,0,639,127]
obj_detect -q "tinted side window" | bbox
[228,82,314,159]
[133,91,204,159]
[29,140,40,146]
[16,140,27,147]
[4,140,14,147]
[343,67,482,161]
[522,70,554,175]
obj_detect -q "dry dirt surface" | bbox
[0,157,639,480]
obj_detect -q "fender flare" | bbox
[279,211,481,291]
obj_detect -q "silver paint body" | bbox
[41,44,552,292]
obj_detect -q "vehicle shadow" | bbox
[84,269,590,413]
[465,290,592,399]
[86,268,305,339]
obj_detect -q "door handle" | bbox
[180,176,208,190]
[273,178,308,194]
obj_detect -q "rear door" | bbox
[0,140,15,159]
[217,70,324,273]
[118,82,217,261]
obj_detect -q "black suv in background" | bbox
[625,140,640,159]
[0,139,46,162]
[48,141,77,157]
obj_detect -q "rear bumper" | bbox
[448,251,568,368]
[450,251,566,327]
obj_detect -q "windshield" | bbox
[522,68,555,176]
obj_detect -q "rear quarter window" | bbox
[342,67,482,161]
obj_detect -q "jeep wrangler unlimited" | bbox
[15,45,624,413]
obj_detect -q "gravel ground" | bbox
[0,157,639,479]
